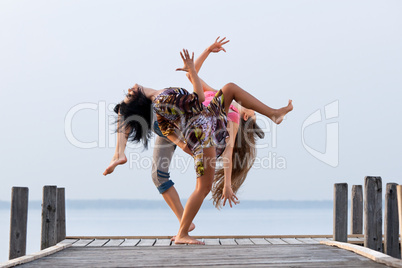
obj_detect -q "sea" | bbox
[0,200,336,263]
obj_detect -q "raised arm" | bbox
[195,36,229,73]
[176,49,205,102]
[186,37,229,92]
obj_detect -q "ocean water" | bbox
[0,201,334,263]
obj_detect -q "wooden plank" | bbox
[71,239,94,247]
[65,234,336,239]
[59,239,78,246]
[250,238,271,245]
[364,176,383,251]
[103,239,124,247]
[296,238,319,244]
[281,238,304,244]
[9,187,29,260]
[204,239,220,246]
[312,237,332,242]
[235,238,254,245]
[56,188,66,243]
[334,183,348,242]
[351,185,363,234]
[219,238,237,245]
[119,239,140,247]
[154,239,171,246]
[13,244,390,267]
[136,239,156,247]
[322,241,402,268]
[384,183,399,258]
[397,185,402,259]
[348,237,363,242]
[86,239,109,247]
[0,239,75,268]
[41,185,58,250]
[265,238,287,244]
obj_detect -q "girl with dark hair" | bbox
[104,47,293,244]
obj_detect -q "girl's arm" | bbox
[176,49,205,102]
[221,121,240,207]
[195,36,229,73]
[187,74,218,92]
[166,132,193,156]
[186,37,229,92]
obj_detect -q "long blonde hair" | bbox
[211,117,264,208]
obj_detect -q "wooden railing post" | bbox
[351,185,363,234]
[364,176,382,251]
[397,185,402,259]
[41,185,57,250]
[384,183,399,258]
[56,187,66,243]
[9,187,29,260]
[334,183,348,242]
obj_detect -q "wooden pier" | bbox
[2,235,402,267]
[3,180,402,267]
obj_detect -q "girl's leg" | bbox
[221,83,293,124]
[103,115,128,175]
[162,187,195,234]
[175,147,216,245]
[152,136,196,233]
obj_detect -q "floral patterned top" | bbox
[153,87,228,177]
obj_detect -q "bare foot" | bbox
[170,223,196,241]
[188,222,196,232]
[103,154,127,175]
[273,100,293,124]
[174,234,204,245]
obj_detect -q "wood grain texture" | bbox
[56,188,66,243]
[9,187,29,260]
[384,183,399,258]
[397,185,402,259]
[154,239,171,247]
[119,239,140,247]
[322,241,402,268]
[351,185,363,234]
[16,244,389,267]
[219,239,237,245]
[41,186,57,250]
[334,183,348,242]
[364,177,382,251]
[136,239,156,247]
[86,239,109,247]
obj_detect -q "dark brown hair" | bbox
[211,117,264,208]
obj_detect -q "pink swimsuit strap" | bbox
[203,91,240,124]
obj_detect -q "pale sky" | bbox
[1,0,401,201]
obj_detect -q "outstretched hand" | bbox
[222,185,239,208]
[176,49,195,72]
[208,36,230,53]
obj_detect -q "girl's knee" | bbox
[196,182,213,197]
[222,82,237,91]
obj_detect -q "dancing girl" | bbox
[104,42,293,244]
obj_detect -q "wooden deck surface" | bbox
[15,236,392,267]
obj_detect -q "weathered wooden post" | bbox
[9,187,29,260]
[351,185,363,234]
[41,185,57,250]
[364,176,382,251]
[384,183,399,258]
[334,183,348,242]
[397,185,402,259]
[56,187,66,243]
